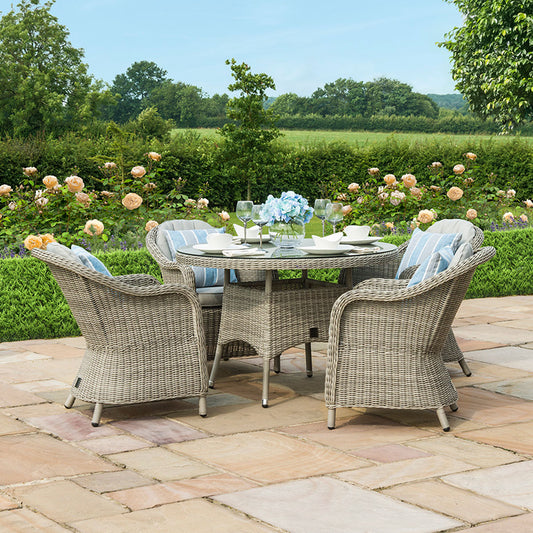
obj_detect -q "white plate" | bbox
[193,244,246,254]
[298,244,354,255]
[341,236,383,245]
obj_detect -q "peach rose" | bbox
[410,187,422,199]
[348,182,360,193]
[84,219,105,236]
[390,191,405,206]
[185,198,196,207]
[466,209,478,220]
[147,152,161,161]
[218,210,230,221]
[143,182,157,191]
[502,212,515,223]
[23,167,38,177]
[506,189,516,199]
[383,174,397,186]
[524,199,533,208]
[385,222,395,230]
[401,173,417,188]
[39,233,56,248]
[430,161,443,169]
[342,205,352,216]
[101,191,115,198]
[447,186,464,201]
[131,166,146,178]
[35,197,49,208]
[465,152,477,161]
[43,175,58,189]
[104,162,117,169]
[8,201,16,210]
[410,219,420,230]
[24,235,43,250]
[0,184,13,197]
[496,190,505,197]
[453,164,465,175]
[430,185,441,192]
[520,214,528,223]
[368,167,380,176]
[122,192,143,210]
[65,175,84,193]
[75,192,91,206]
[145,220,159,232]
[336,193,347,201]
[417,209,434,224]
[197,198,209,209]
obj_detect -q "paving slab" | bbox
[464,346,533,372]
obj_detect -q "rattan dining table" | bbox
[174,240,398,407]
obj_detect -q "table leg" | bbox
[305,343,313,377]
[262,358,270,408]
[273,355,281,373]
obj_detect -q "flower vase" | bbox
[269,219,306,248]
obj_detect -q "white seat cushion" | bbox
[449,242,474,269]
[427,219,476,246]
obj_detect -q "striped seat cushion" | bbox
[396,228,461,279]
[164,228,237,287]
[407,245,454,287]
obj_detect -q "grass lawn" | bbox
[172,128,533,148]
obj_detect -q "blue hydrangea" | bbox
[262,191,314,225]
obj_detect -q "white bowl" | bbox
[343,225,370,240]
[206,233,233,248]
[312,232,343,249]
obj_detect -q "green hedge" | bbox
[1,133,533,205]
[1,229,531,343]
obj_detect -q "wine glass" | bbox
[236,200,253,244]
[314,199,331,237]
[251,204,269,248]
[325,202,344,234]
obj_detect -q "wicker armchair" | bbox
[32,248,209,427]
[146,220,255,359]
[340,220,484,376]
[326,246,495,432]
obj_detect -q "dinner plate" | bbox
[298,244,354,255]
[341,236,382,245]
[193,244,246,254]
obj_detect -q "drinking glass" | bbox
[236,200,253,243]
[251,204,269,248]
[325,202,344,234]
[314,199,331,237]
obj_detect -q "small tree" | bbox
[218,59,281,200]
[439,0,533,131]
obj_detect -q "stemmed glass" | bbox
[251,204,269,248]
[314,199,331,237]
[325,202,344,234]
[236,200,253,244]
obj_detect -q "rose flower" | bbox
[122,192,143,210]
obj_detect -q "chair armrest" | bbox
[113,274,161,287]
[355,278,408,291]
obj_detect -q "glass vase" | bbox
[269,219,306,248]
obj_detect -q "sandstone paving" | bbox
[464,345,533,372]
[464,513,533,531]
[452,324,533,346]
[443,460,533,510]
[0,493,18,511]
[0,411,35,436]
[77,434,154,455]
[215,477,464,533]
[382,480,524,525]
[12,378,69,393]
[8,480,127,523]
[73,470,155,493]
[0,508,69,532]
[476,376,533,401]
[349,443,432,463]
[70,499,277,533]
[0,381,46,408]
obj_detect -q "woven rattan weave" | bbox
[325,246,495,432]
[32,248,209,426]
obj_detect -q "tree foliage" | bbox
[0,0,104,136]
[440,0,533,131]
[217,59,281,200]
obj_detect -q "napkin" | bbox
[222,247,267,257]
[233,224,260,239]
[312,232,343,248]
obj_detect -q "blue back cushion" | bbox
[407,245,454,287]
[396,228,461,279]
[71,245,112,276]
[164,228,237,287]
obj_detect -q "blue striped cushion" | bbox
[71,245,112,276]
[396,228,461,279]
[407,245,454,286]
[164,228,237,287]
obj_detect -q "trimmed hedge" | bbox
[1,133,533,205]
[1,229,531,343]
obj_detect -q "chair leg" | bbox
[436,407,450,432]
[458,358,472,377]
[262,358,270,408]
[91,403,103,427]
[209,344,224,388]
[64,394,75,409]
[199,396,207,417]
[450,402,458,412]
[273,355,281,374]
[327,408,336,430]
[305,342,313,377]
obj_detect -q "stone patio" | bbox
[0,294,532,532]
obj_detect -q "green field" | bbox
[172,128,533,147]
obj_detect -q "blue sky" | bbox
[34,0,462,96]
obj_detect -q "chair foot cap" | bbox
[307,372,313,378]
[91,422,99,427]
[262,400,268,408]
[274,370,280,374]
[328,426,335,430]
[200,414,207,418]
[64,405,72,409]
[442,427,450,432]
[465,372,472,377]
[451,406,459,412]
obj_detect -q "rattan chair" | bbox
[32,248,209,427]
[146,220,255,359]
[340,220,484,376]
[326,246,495,432]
